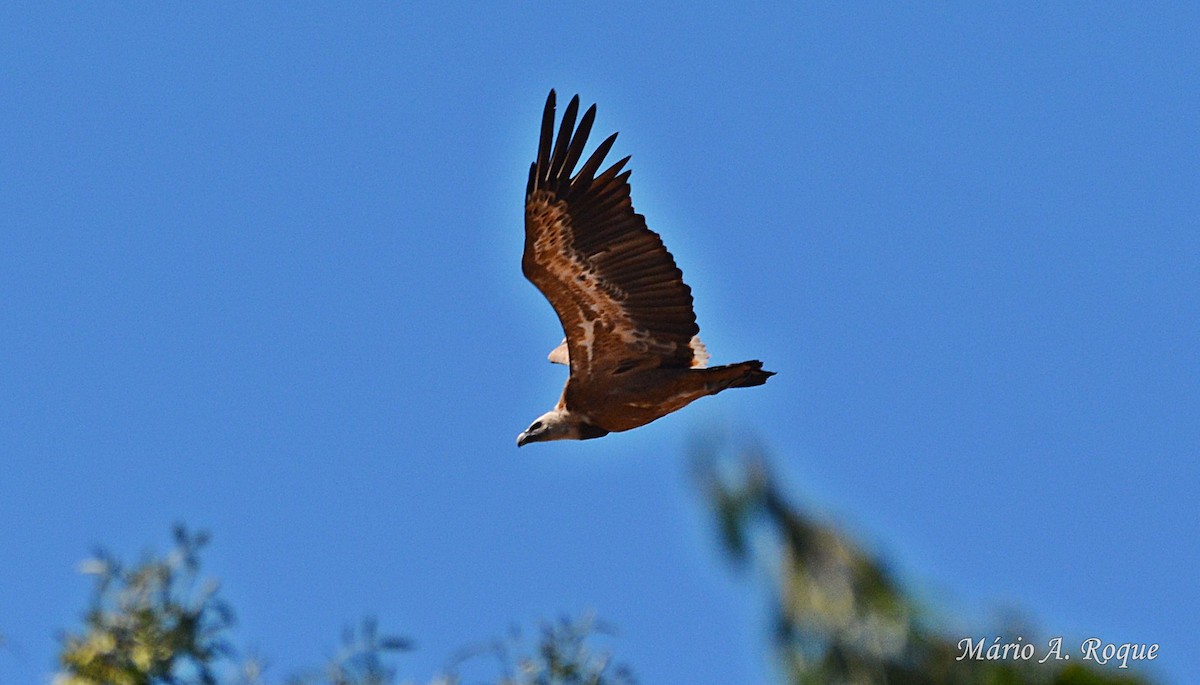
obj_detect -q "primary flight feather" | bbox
[517,90,774,446]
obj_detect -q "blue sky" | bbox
[1,3,1196,684]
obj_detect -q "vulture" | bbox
[518,90,773,446]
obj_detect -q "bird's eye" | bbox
[530,421,543,432]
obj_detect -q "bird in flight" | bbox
[517,90,774,446]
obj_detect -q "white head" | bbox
[516,409,609,446]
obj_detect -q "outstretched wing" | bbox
[523,90,702,379]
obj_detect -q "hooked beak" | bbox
[516,431,530,447]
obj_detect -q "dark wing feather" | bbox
[523,90,699,378]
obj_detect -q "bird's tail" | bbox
[702,360,775,391]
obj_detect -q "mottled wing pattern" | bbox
[548,335,709,368]
[523,90,701,379]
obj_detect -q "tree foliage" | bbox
[54,531,632,685]
[693,441,1152,685]
[51,443,1156,685]
[56,525,233,685]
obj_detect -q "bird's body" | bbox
[517,90,773,446]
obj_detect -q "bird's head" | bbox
[516,409,609,446]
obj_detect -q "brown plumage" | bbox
[517,90,773,446]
